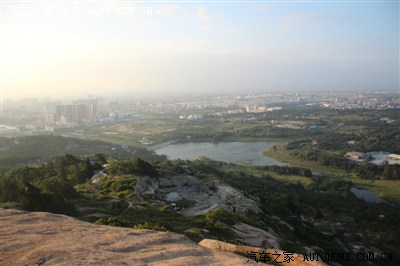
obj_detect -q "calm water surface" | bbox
[367,151,400,165]
[153,141,284,166]
[350,187,383,203]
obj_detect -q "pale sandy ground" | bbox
[0,208,259,266]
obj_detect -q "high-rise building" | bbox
[54,99,97,123]
[44,112,55,125]
[73,99,98,120]
[56,105,73,121]
[72,104,87,122]
[87,100,97,119]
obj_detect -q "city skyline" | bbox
[1,1,399,100]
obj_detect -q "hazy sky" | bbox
[1,1,399,99]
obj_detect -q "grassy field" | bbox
[263,144,351,177]
[57,120,178,146]
[268,173,314,186]
[348,178,400,205]
[263,144,400,205]
[221,164,315,187]
[221,136,280,142]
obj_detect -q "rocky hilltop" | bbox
[1,209,327,266]
[131,175,261,216]
[0,208,257,265]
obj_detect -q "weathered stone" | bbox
[166,192,180,202]
[170,176,200,187]
[232,222,281,249]
[158,177,172,187]
[0,209,259,266]
[134,176,158,199]
[199,239,328,266]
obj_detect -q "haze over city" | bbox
[2,2,400,265]
[1,1,399,100]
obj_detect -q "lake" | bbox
[152,141,285,166]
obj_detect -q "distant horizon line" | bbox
[2,88,399,102]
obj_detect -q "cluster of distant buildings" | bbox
[0,125,21,135]
[44,100,97,129]
[222,106,283,116]
[320,95,399,109]
[1,91,399,136]
[179,114,204,120]
[42,100,100,131]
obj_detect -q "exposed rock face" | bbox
[156,175,261,216]
[214,183,261,214]
[0,209,258,266]
[134,176,158,199]
[169,176,200,187]
[232,222,281,249]
[93,172,261,216]
[199,239,328,266]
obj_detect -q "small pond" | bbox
[351,187,384,203]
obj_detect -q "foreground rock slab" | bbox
[0,209,257,266]
[199,239,327,266]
